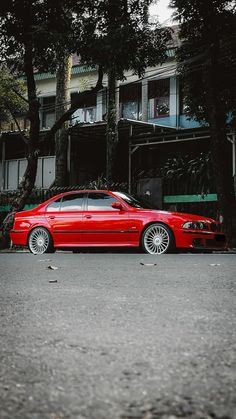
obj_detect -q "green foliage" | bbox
[0,0,171,96]
[0,0,81,73]
[160,152,215,195]
[134,151,216,195]
[0,0,172,209]
[0,67,27,123]
[86,176,128,192]
[0,0,170,79]
[170,0,236,126]
[73,0,171,80]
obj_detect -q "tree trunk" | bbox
[54,54,72,187]
[2,40,40,240]
[207,43,236,245]
[13,40,40,210]
[106,66,119,183]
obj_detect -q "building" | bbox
[0,27,235,213]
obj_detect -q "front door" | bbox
[80,192,133,246]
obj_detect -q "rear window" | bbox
[61,193,85,211]
[46,198,62,212]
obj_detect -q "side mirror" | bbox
[111,201,124,210]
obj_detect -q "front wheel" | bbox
[141,223,175,255]
[28,227,54,254]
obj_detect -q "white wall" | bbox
[2,156,55,190]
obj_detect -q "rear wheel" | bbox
[141,223,175,255]
[28,227,54,254]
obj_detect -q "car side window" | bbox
[61,193,85,211]
[87,192,118,211]
[46,198,62,212]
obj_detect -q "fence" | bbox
[0,185,221,221]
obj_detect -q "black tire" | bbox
[28,227,54,254]
[141,223,175,255]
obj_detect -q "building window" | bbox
[71,92,96,124]
[83,107,95,123]
[148,79,170,119]
[179,79,188,115]
[41,96,56,129]
[120,83,142,120]
[71,107,96,124]
[122,101,142,120]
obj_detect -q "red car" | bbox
[10,190,227,255]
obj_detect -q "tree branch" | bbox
[12,87,30,104]
[4,100,29,145]
[44,66,104,143]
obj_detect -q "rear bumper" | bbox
[10,230,28,246]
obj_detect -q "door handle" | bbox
[48,215,55,219]
[84,215,92,219]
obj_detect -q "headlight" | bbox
[182,221,208,230]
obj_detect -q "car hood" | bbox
[168,210,215,222]
[136,208,216,223]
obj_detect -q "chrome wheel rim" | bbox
[29,228,49,254]
[144,225,170,254]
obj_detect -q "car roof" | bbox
[45,190,121,203]
[34,190,121,210]
[54,189,115,195]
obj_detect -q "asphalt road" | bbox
[0,251,236,419]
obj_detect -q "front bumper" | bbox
[175,229,227,250]
[191,234,227,249]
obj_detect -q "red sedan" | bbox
[10,190,227,254]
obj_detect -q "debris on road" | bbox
[140,262,157,266]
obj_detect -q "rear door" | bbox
[45,193,85,245]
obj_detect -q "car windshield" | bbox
[113,192,156,209]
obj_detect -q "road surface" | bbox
[0,251,236,419]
